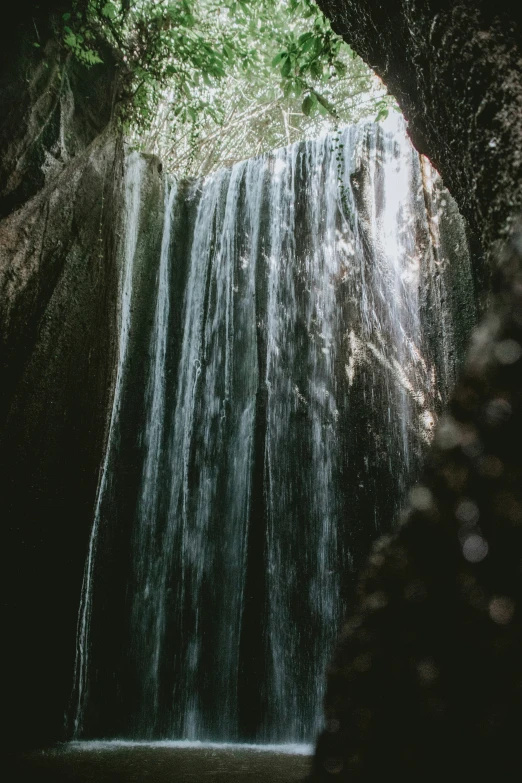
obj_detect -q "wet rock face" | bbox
[0,137,124,748]
[0,22,119,220]
[318,1,522,284]
[0,138,165,749]
[0,10,129,749]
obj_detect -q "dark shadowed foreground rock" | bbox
[312,228,522,780]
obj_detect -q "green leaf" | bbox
[281,56,292,77]
[62,12,71,22]
[223,43,235,61]
[84,50,103,65]
[301,94,315,116]
[102,2,117,20]
[298,31,314,45]
[315,92,333,112]
[310,59,323,79]
[283,79,294,98]
[333,60,347,77]
[271,51,286,67]
[312,37,323,57]
[300,37,316,54]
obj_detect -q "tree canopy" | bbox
[55,1,395,176]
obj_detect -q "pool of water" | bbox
[6,741,313,782]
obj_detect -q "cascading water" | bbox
[71,117,476,743]
[130,179,178,723]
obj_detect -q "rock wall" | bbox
[0,129,165,748]
[0,7,133,748]
[318,0,522,306]
[0,134,122,748]
[313,229,522,783]
[0,2,120,220]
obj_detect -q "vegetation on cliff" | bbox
[47,0,394,175]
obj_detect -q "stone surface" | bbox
[0,135,165,749]
[0,4,120,220]
[0,7,166,747]
[0,134,124,749]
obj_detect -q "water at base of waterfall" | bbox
[8,743,312,783]
[67,740,313,754]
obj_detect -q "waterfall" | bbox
[71,117,475,743]
[130,180,178,722]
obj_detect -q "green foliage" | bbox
[60,4,104,65]
[55,1,397,176]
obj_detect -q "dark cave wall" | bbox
[0,135,123,749]
[0,7,134,749]
[0,2,121,220]
[318,0,522,296]
[0,134,166,749]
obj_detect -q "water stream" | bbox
[71,117,475,743]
